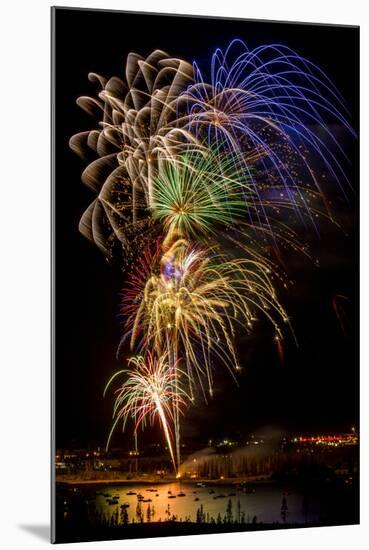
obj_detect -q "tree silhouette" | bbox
[226,499,233,523]
[121,508,129,525]
[146,504,152,522]
[237,499,241,523]
[281,495,288,524]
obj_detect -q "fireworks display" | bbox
[123,238,287,396]
[151,146,249,243]
[71,39,353,474]
[104,353,189,472]
[179,40,354,206]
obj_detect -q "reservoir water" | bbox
[80,481,319,525]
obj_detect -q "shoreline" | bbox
[56,475,271,487]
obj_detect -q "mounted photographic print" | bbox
[51,7,359,544]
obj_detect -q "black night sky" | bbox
[54,8,359,450]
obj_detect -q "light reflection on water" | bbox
[90,482,318,524]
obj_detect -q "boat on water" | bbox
[142,498,152,503]
[155,494,159,497]
[168,495,176,499]
[126,491,136,496]
[106,499,118,505]
[120,503,130,509]
[146,488,158,492]
[177,492,186,497]
[196,483,206,488]
[213,494,226,499]
[103,494,112,498]
[209,490,215,494]
[194,497,200,501]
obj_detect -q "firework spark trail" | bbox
[104,352,189,473]
[178,39,355,229]
[122,239,288,400]
[152,146,252,243]
[150,143,329,261]
[117,238,163,357]
[69,50,199,263]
